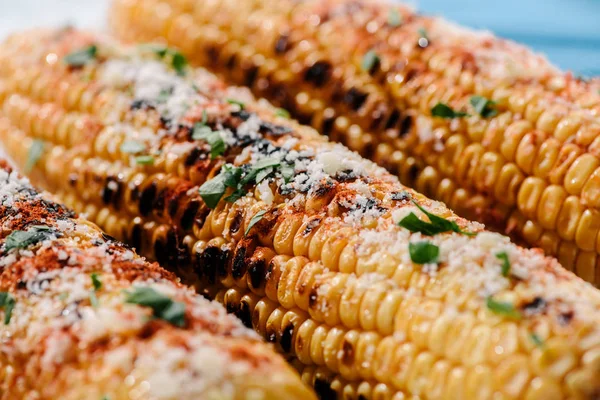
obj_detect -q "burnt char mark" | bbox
[216,248,231,280]
[196,246,229,284]
[385,109,401,130]
[304,60,332,87]
[205,45,220,66]
[259,121,293,136]
[321,114,335,136]
[229,209,244,234]
[139,182,157,216]
[248,258,267,290]
[226,299,240,315]
[340,340,354,365]
[101,177,122,207]
[335,169,358,183]
[274,34,290,54]
[130,99,155,111]
[399,115,413,137]
[280,324,294,353]
[154,234,168,266]
[522,297,547,315]
[314,378,337,400]
[558,311,574,326]
[194,206,211,231]
[343,87,369,111]
[232,238,258,280]
[244,65,259,88]
[391,191,411,202]
[225,53,237,70]
[407,164,420,182]
[180,199,200,231]
[231,110,252,121]
[68,173,78,187]
[153,188,167,217]
[130,221,143,252]
[184,147,207,166]
[236,300,253,329]
[303,218,322,236]
[308,288,318,308]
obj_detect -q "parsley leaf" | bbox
[281,163,295,183]
[135,155,155,165]
[398,201,474,236]
[199,171,228,209]
[530,333,544,348]
[486,297,521,319]
[361,50,380,73]
[431,103,469,119]
[125,287,186,327]
[275,108,291,119]
[408,241,439,264]
[141,44,188,76]
[64,45,97,67]
[25,139,45,173]
[171,52,188,76]
[388,9,403,27]
[226,98,245,109]
[91,273,102,291]
[192,123,226,159]
[0,292,15,324]
[470,95,498,118]
[120,140,146,154]
[496,251,511,277]
[245,209,268,236]
[4,225,52,251]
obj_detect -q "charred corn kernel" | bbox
[0,160,312,399]
[4,28,600,399]
[111,0,600,277]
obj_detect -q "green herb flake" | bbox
[199,173,228,209]
[25,139,45,173]
[361,50,380,73]
[388,9,403,27]
[91,273,102,291]
[470,95,498,118]
[58,292,69,301]
[431,103,469,119]
[135,155,155,165]
[141,44,188,76]
[192,124,226,159]
[226,98,245,109]
[245,209,268,236]
[0,292,15,325]
[125,287,186,327]
[486,297,522,319]
[201,109,208,125]
[64,44,97,67]
[281,164,295,183]
[398,200,475,236]
[496,251,511,277]
[89,291,99,308]
[120,140,146,154]
[275,108,291,119]
[4,225,52,252]
[530,333,545,348]
[408,241,439,264]
[171,52,188,76]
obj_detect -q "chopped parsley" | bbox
[431,103,469,119]
[361,50,380,73]
[275,108,291,119]
[125,287,186,327]
[64,44,97,67]
[141,44,188,76]
[120,140,146,154]
[192,123,226,159]
[135,155,155,165]
[4,225,52,251]
[530,333,544,348]
[245,209,268,236]
[89,273,102,308]
[24,139,45,173]
[408,241,439,264]
[0,292,15,325]
[281,164,295,183]
[398,200,475,236]
[199,158,285,208]
[226,98,245,109]
[486,297,521,319]
[496,251,511,277]
[388,9,403,27]
[470,95,498,118]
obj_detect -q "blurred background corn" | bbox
[2,28,600,399]
[0,161,312,399]
[110,0,600,283]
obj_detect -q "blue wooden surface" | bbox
[0,0,599,75]
[418,0,600,76]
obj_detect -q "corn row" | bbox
[110,0,600,283]
[0,160,312,399]
[2,28,600,399]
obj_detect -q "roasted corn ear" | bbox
[111,0,600,284]
[0,164,312,398]
[2,28,600,399]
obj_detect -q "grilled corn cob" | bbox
[2,28,600,399]
[0,162,312,399]
[110,0,600,283]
